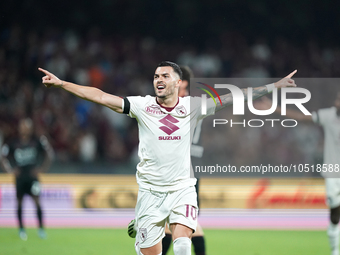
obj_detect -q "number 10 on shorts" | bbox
[185,204,197,220]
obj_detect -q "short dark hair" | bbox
[180,66,193,84]
[157,61,182,79]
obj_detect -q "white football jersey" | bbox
[312,107,340,177]
[126,95,215,192]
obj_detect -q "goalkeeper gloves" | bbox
[128,219,137,238]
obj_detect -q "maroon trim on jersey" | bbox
[156,97,179,112]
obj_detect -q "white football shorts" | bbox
[134,185,198,250]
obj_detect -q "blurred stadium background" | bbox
[1,0,340,254]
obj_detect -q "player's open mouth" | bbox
[157,85,165,90]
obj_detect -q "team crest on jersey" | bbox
[175,105,187,116]
[145,104,163,115]
[139,228,147,242]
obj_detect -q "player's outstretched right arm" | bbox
[38,68,123,113]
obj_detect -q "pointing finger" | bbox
[38,67,52,76]
[285,70,297,79]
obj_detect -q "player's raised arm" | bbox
[215,70,297,112]
[38,68,124,113]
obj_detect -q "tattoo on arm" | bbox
[215,86,268,112]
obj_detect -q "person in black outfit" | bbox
[0,118,54,240]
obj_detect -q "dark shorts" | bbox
[16,177,41,198]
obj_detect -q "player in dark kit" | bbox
[0,118,54,240]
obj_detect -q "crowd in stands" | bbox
[0,25,338,173]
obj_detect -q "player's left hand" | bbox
[274,70,297,88]
[38,68,63,88]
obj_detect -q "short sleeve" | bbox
[126,96,145,119]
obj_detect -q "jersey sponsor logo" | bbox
[158,136,181,140]
[159,114,179,135]
[145,104,163,115]
[139,228,147,242]
[14,147,38,166]
[175,105,187,116]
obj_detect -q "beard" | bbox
[155,88,170,98]
[154,81,177,99]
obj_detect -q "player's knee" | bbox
[173,237,191,255]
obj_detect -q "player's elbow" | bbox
[90,88,105,102]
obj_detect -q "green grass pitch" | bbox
[0,228,328,255]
